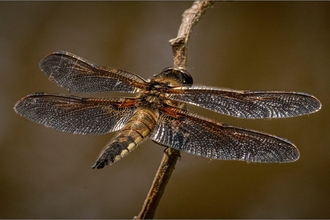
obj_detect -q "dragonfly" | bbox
[14,51,322,169]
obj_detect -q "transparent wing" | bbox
[14,93,136,135]
[39,51,147,93]
[166,86,322,118]
[151,106,299,163]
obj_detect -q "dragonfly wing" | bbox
[14,93,136,135]
[39,51,147,93]
[166,86,321,118]
[150,106,299,163]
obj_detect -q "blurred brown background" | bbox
[1,2,329,218]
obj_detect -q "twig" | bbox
[170,0,214,69]
[135,1,214,219]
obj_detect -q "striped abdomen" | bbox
[92,107,159,169]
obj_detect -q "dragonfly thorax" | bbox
[136,80,168,109]
[135,67,193,109]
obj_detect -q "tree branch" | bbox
[135,1,214,219]
[170,0,214,69]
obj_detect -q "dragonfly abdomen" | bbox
[92,107,159,169]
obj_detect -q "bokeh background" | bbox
[1,2,329,218]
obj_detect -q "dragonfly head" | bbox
[153,67,193,86]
